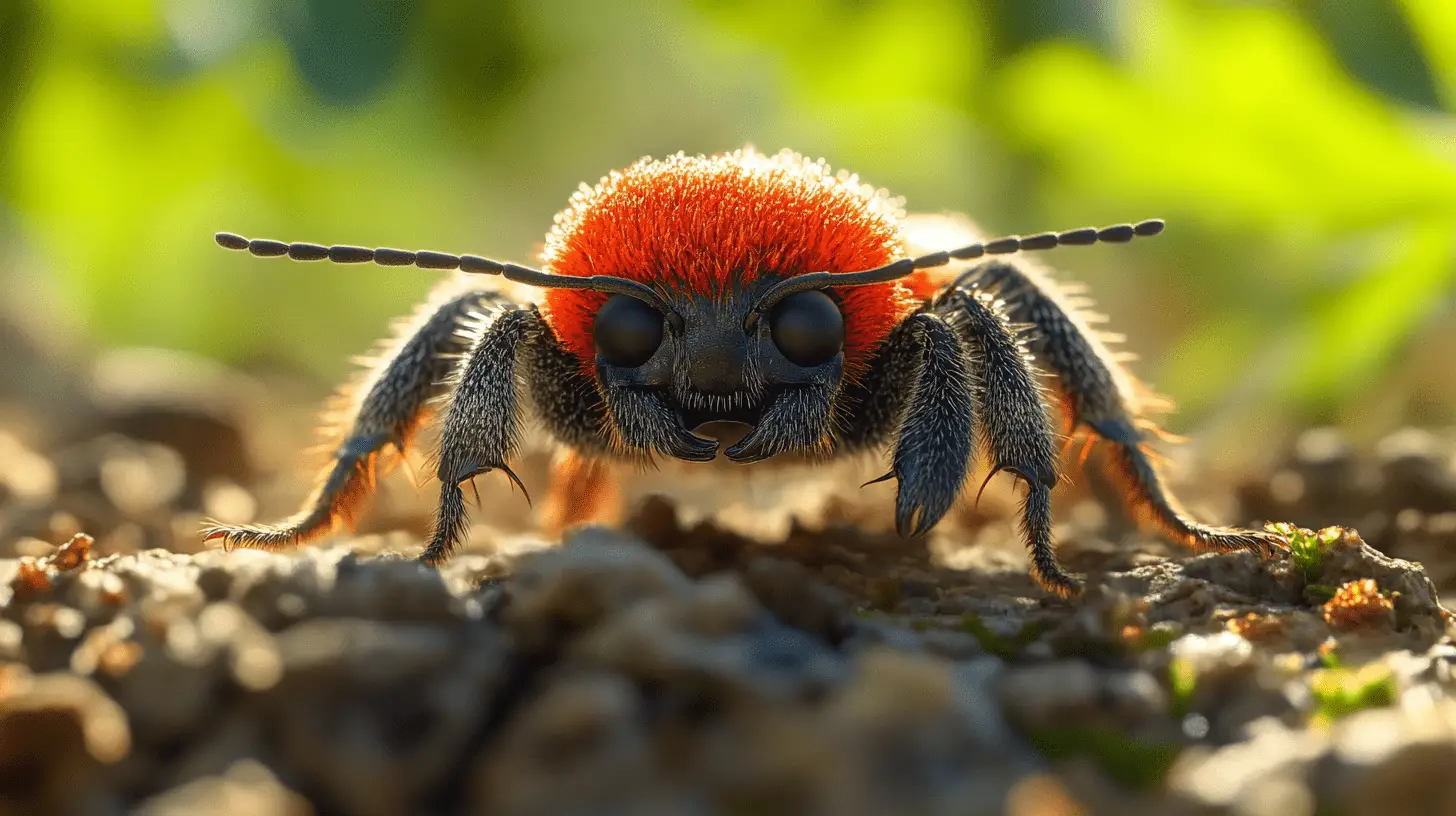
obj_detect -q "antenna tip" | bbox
[215,232,248,250]
[1134,219,1165,237]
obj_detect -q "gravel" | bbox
[1,500,1452,815]
[2,337,1455,814]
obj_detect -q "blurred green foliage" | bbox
[1309,662,1398,725]
[1,0,1453,439]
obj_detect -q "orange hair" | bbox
[540,149,926,375]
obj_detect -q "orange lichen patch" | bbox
[10,561,51,599]
[1323,579,1395,631]
[1227,612,1285,642]
[540,148,915,375]
[52,533,93,571]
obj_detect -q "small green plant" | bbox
[1269,522,1343,584]
[1310,663,1397,726]
[1025,726,1182,791]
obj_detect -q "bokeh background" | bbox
[2,0,1454,456]
[7,7,1456,813]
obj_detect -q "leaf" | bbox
[0,0,39,139]
[1396,0,1456,110]
[275,0,420,106]
[1301,0,1444,110]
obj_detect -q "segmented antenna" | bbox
[213,231,681,323]
[217,218,1164,331]
[751,219,1166,318]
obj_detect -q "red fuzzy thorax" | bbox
[540,149,924,375]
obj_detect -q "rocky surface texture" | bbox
[2,340,1455,815]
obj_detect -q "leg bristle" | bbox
[961,257,1282,569]
[200,450,378,552]
[420,307,539,564]
[202,285,504,557]
[420,483,469,566]
[1023,484,1081,598]
[1102,431,1288,559]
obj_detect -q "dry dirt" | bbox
[2,339,1455,816]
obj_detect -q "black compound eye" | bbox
[769,290,844,367]
[594,294,664,367]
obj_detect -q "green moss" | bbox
[959,613,1002,652]
[1305,584,1339,603]
[1010,620,1047,650]
[1270,522,1343,585]
[958,614,1045,659]
[1310,663,1397,725]
[1025,726,1182,791]
[1168,655,1197,718]
[1126,624,1181,653]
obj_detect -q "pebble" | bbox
[1,421,1455,814]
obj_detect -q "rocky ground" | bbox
[2,338,1455,815]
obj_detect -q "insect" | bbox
[203,148,1286,596]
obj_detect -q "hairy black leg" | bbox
[204,284,503,551]
[831,322,920,455]
[963,260,1285,558]
[525,325,630,534]
[958,260,1132,430]
[934,287,1077,597]
[724,383,835,463]
[1022,484,1066,597]
[879,313,976,539]
[525,323,614,455]
[420,307,545,564]
[1100,424,1285,556]
[601,386,718,463]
